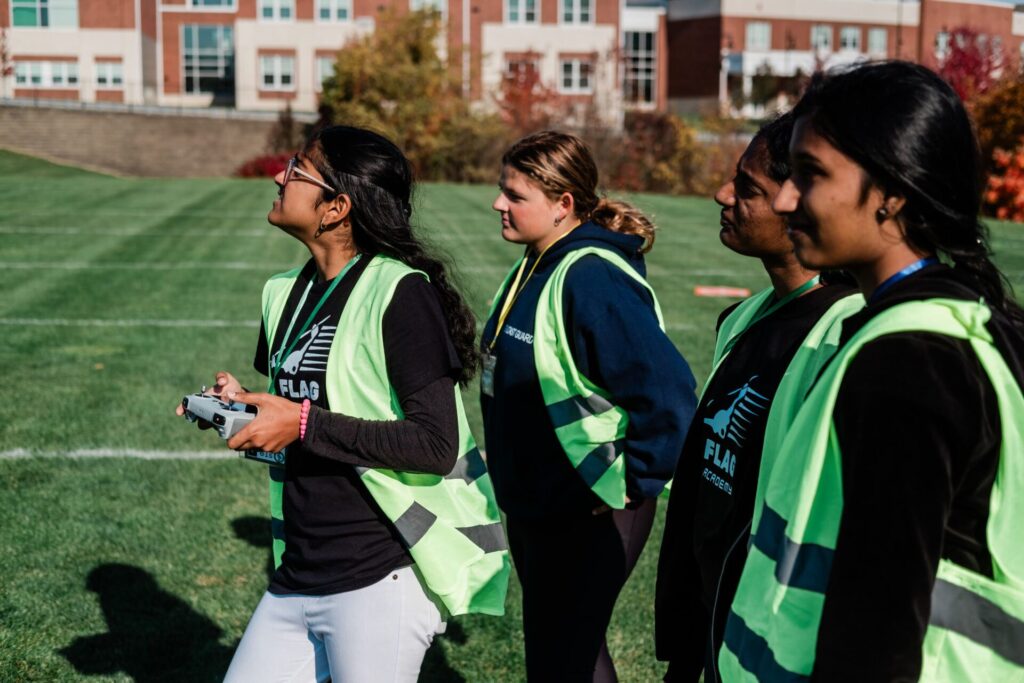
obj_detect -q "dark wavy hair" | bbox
[304,125,479,383]
[793,61,1022,324]
[750,112,795,185]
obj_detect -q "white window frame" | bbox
[410,0,445,18]
[867,27,887,56]
[558,58,593,94]
[839,26,860,51]
[188,0,237,8]
[745,21,771,52]
[260,54,295,91]
[11,0,78,27]
[316,55,334,90]
[315,0,350,21]
[181,24,235,95]
[95,61,124,89]
[505,0,537,24]
[811,24,833,52]
[935,30,950,57]
[560,0,591,25]
[259,0,293,21]
[13,60,78,87]
[623,31,655,106]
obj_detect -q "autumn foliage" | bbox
[937,26,1006,102]
[985,141,1024,223]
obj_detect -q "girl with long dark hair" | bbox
[481,131,698,681]
[180,126,510,682]
[720,62,1024,681]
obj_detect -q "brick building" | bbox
[1,0,671,120]
[666,0,1024,115]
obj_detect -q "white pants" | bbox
[224,567,445,683]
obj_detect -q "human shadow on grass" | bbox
[232,515,275,583]
[60,563,235,682]
[230,514,468,682]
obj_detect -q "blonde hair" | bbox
[502,131,656,253]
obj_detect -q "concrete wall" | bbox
[0,105,276,176]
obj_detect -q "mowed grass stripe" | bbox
[3,150,1022,682]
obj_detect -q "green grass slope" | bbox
[1,151,1022,681]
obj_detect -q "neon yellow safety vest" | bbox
[719,298,1024,681]
[488,247,665,509]
[261,255,511,617]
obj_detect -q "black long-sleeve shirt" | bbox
[811,264,1024,681]
[253,257,463,595]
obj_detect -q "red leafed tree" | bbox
[984,141,1024,223]
[937,26,1006,102]
[496,55,561,136]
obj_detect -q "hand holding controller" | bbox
[180,393,257,440]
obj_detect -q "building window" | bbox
[317,56,334,90]
[839,27,860,51]
[189,0,236,6]
[506,0,536,23]
[561,0,591,24]
[410,0,445,14]
[623,31,655,105]
[260,55,295,91]
[13,60,78,87]
[505,57,539,83]
[316,0,349,20]
[11,0,77,27]
[745,21,771,51]
[935,30,950,57]
[811,25,832,52]
[182,24,234,96]
[867,27,887,56]
[259,0,292,19]
[95,61,124,88]
[559,58,592,94]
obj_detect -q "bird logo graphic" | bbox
[703,377,770,448]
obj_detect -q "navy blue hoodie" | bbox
[480,222,698,519]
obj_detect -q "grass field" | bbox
[2,149,1023,682]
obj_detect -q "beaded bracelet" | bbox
[299,399,311,442]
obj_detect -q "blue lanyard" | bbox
[870,257,939,303]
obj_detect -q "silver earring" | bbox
[876,207,889,222]
[315,219,326,238]
[554,216,563,227]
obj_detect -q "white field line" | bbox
[0,261,287,270]
[0,448,234,460]
[0,318,259,328]
[0,226,270,237]
[0,226,498,241]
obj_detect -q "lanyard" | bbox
[721,275,821,356]
[267,254,362,394]
[487,224,580,352]
[869,256,938,303]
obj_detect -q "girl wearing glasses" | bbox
[481,131,698,680]
[183,126,509,682]
[719,62,1024,681]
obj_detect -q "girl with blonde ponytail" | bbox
[480,130,698,680]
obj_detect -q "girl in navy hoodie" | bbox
[481,131,698,681]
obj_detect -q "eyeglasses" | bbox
[283,156,338,194]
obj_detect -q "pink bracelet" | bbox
[299,399,311,442]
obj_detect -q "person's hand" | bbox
[175,371,244,417]
[592,497,632,516]
[226,391,301,453]
[175,371,245,431]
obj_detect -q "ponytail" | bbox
[590,198,656,254]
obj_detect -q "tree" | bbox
[495,55,560,136]
[937,26,1006,102]
[984,140,1024,223]
[319,8,476,178]
[973,75,1024,166]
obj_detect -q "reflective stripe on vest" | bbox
[720,298,1024,681]
[261,256,511,617]
[499,246,665,508]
